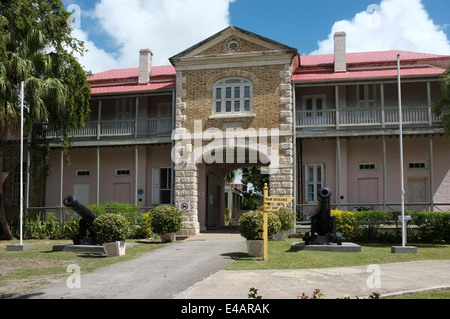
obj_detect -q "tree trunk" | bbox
[0,145,14,240]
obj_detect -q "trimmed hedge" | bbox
[8,202,151,240]
[238,210,281,240]
[149,205,183,235]
[93,213,132,244]
[332,210,450,244]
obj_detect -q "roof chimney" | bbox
[138,49,153,84]
[334,32,347,73]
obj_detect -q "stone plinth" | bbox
[391,246,418,254]
[6,244,34,251]
[291,242,362,253]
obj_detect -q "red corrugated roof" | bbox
[87,50,449,94]
[91,81,175,95]
[89,65,175,82]
[89,65,176,95]
[292,66,446,83]
[300,50,449,67]
[294,50,450,83]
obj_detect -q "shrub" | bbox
[149,206,184,235]
[267,211,282,236]
[9,212,80,240]
[104,202,141,224]
[238,210,281,240]
[57,214,80,240]
[354,210,393,226]
[84,204,107,216]
[135,212,152,239]
[224,208,231,225]
[86,202,140,224]
[332,210,357,241]
[275,208,296,232]
[93,213,132,244]
[411,211,450,244]
[353,210,395,243]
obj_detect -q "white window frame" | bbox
[357,84,376,108]
[115,169,131,177]
[358,162,377,171]
[213,78,253,115]
[408,161,427,170]
[152,167,172,205]
[76,170,91,177]
[116,97,133,120]
[303,95,326,117]
[305,163,325,203]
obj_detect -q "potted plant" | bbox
[224,208,231,226]
[238,210,281,257]
[150,205,184,242]
[93,214,132,257]
[273,208,296,241]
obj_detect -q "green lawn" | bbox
[1,238,449,299]
[225,239,450,270]
[0,239,174,298]
[227,239,450,299]
[390,289,450,299]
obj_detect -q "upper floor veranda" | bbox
[45,76,446,146]
[294,79,444,138]
[43,29,450,146]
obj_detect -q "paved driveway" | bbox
[20,232,246,299]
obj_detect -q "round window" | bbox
[227,41,239,51]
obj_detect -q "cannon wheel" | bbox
[336,232,343,246]
[304,233,310,245]
[73,234,82,246]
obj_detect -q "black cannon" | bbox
[63,195,98,245]
[303,188,343,245]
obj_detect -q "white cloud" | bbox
[71,28,121,73]
[311,0,450,55]
[73,0,234,73]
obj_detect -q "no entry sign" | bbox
[179,201,191,212]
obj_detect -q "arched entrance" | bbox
[174,142,294,235]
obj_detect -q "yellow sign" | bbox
[264,196,295,204]
[263,205,282,212]
[261,183,295,262]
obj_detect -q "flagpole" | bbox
[397,55,406,247]
[20,81,24,246]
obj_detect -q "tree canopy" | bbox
[241,167,270,194]
[433,67,450,135]
[0,0,91,239]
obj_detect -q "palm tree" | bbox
[433,68,450,135]
[0,1,91,239]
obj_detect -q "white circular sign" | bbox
[179,201,191,212]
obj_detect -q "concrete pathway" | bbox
[20,233,246,299]
[19,232,450,300]
[176,260,450,299]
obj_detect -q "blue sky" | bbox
[63,0,450,73]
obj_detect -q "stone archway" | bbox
[174,142,294,236]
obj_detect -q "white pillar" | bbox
[97,147,100,205]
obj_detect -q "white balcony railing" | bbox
[47,118,172,139]
[296,106,441,128]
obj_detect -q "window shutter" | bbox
[152,168,160,204]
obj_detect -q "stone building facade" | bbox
[6,25,450,238]
[170,27,297,235]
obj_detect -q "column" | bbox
[429,134,434,211]
[336,137,341,209]
[60,149,64,207]
[382,136,387,210]
[96,147,100,205]
[135,145,139,205]
[174,163,200,236]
